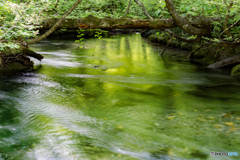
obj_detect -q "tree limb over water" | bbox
[165,0,211,36]
[27,0,83,45]
[76,16,217,31]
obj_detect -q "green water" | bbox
[0,34,240,160]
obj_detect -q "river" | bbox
[0,34,240,159]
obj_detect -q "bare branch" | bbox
[123,0,132,18]
[133,0,153,19]
[219,17,240,40]
[28,0,83,44]
[159,36,174,56]
[223,0,233,37]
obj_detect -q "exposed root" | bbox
[0,54,33,69]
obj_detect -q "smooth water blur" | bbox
[0,34,240,160]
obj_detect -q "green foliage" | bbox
[94,31,102,39]
[151,0,240,42]
[1,0,240,48]
[61,26,68,32]
[0,0,53,50]
[89,31,103,52]
[75,30,103,51]
[0,42,19,51]
[75,30,85,49]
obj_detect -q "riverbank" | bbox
[141,30,240,77]
[0,28,137,71]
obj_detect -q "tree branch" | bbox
[122,0,132,18]
[159,36,174,56]
[55,0,60,8]
[27,0,83,44]
[165,0,210,35]
[223,0,233,37]
[133,0,153,19]
[219,17,240,41]
[165,29,202,43]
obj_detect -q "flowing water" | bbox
[0,34,240,160]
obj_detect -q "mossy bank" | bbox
[141,30,240,77]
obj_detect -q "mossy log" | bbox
[208,54,240,68]
[77,15,215,31]
[20,46,44,61]
[40,16,217,31]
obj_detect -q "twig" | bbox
[159,36,174,56]
[219,18,240,40]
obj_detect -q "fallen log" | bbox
[40,16,218,31]
[20,46,44,61]
[207,54,240,68]
[78,16,175,30]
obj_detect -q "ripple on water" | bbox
[37,51,75,57]
[42,59,84,68]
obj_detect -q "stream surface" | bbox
[0,34,240,160]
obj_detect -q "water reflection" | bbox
[0,34,240,159]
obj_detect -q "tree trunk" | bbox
[27,0,83,45]
[165,0,210,36]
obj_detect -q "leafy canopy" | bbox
[0,0,240,50]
